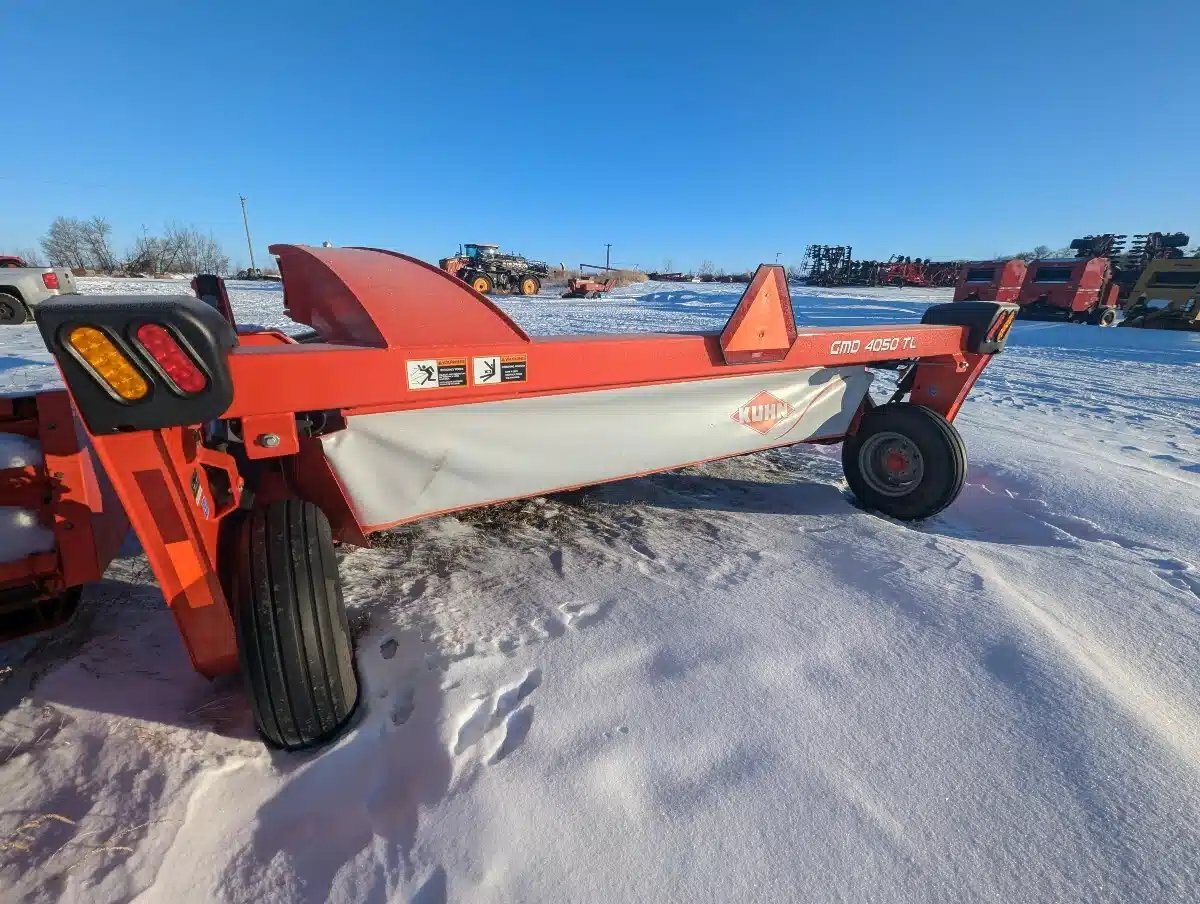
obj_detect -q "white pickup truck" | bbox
[0,255,79,324]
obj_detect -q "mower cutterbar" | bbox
[31,246,1017,749]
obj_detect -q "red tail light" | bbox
[134,324,208,394]
[42,272,60,290]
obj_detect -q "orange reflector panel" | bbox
[997,311,1016,341]
[67,326,150,401]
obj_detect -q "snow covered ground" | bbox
[1,277,1198,903]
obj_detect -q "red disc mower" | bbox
[3,246,1018,749]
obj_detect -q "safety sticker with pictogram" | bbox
[407,358,468,390]
[472,354,528,385]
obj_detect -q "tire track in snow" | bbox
[953,544,1200,773]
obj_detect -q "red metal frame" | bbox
[32,247,1011,676]
[0,392,126,608]
[215,247,972,418]
[910,353,988,422]
[85,428,240,676]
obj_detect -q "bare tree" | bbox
[42,216,118,272]
[1012,244,1073,261]
[13,246,46,266]
[125,234,176,274]
[41,216,90,270]
[196,231,230,275]
[44,215,231,276]
[81,217,117,273]
[163,223,229,274]
[697,259,715,277]
[1014,245,1052,261]
[125,224,230,275]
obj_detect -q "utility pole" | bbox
[605,243,612,270]
[239,195,257,272]
[775,251,782,263]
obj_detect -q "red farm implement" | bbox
[878,257,961,289]
[879,258,934,288]
[953,259,1029,304]
[1015,257,1120,325]
[802,247,960,288]
[563,263,622,299]
[6,246,1018,750]
[561,275,614,299]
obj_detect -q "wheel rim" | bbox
[474,278,489,292]
[523,279,535,294]
[859,431,925,497]
[0,302,14,322]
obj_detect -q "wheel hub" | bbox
[859,431,925,497]
[884,449,909,474]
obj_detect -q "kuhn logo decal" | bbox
[731,391,794,435]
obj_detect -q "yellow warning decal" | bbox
[406,358,468,390]
[472,354,528,385]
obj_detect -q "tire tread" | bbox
[234,499,358,749]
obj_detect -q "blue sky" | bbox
[3,1,1197,272]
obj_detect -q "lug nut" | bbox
[257,433,281,448]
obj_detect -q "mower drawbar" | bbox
[9,246,1017,750]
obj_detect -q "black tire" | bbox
[0,292,29,325]
[842,403,967,521]
[233,499,359,750]
[517,274,541,296]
